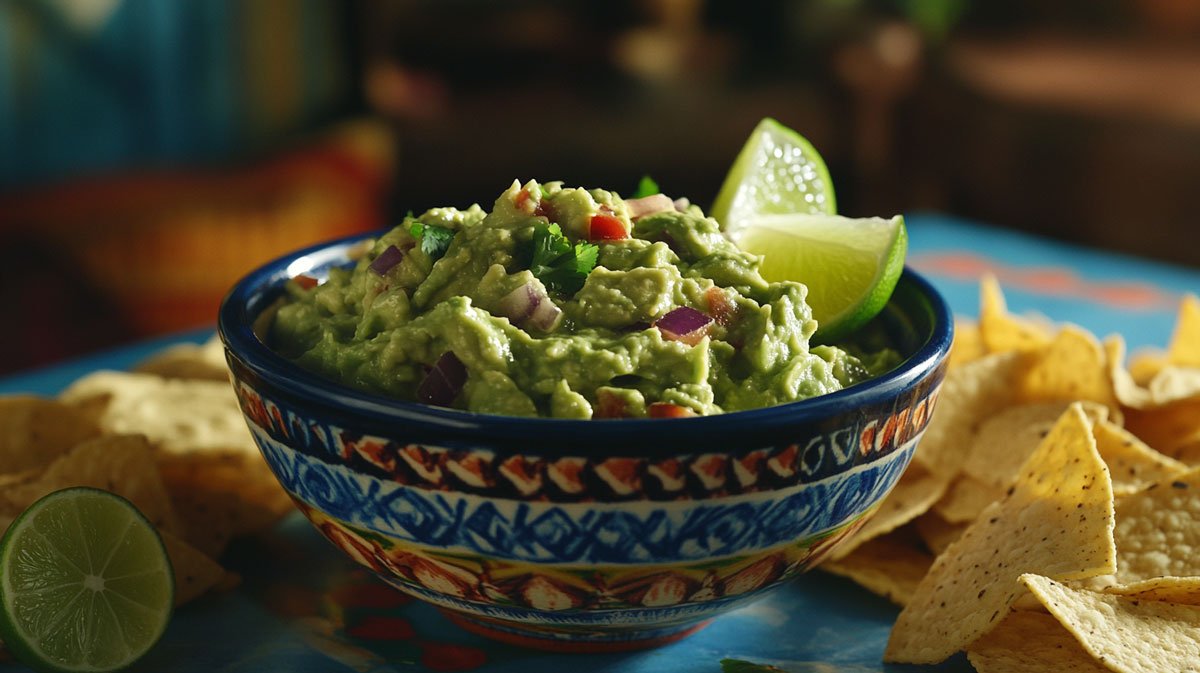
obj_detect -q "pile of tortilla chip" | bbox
[0,337,293,609]
[820,276,1200,671]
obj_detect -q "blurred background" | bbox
[3,0,1200,373]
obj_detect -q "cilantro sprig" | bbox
[530,223,598,295]
[409,221,455,260]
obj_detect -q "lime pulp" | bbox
[0,487,173,673]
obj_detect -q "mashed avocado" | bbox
[270,180,900,418]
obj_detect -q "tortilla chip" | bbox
[1022,574,1200,672]
[967,610,1109,673]
[0,396,101,474]
[0,434,182,535]
[1124,398,1200,461]
[60,371,256,456]
[913,511,967,556]
[1093,420,1188,495]
[932,474,1005,524]
[1167,294,1200,368]
[160,528,228,606]
[1107,336,1154,409]
[158,452,293,556]
[1109,466,1200,582]
[1129,349,1168,385]
[1017,325,1119,413]
[884,404,1116,664]
[830,463,949,560]
[979,275,1054,354]
[1148,366,1200,406]
[962,401,1107,491]
[1102,577,1200,605]
[950,318,986,367]
[1109,335,1200,409]
[821,530,933,607]
[133,336,230,382]
[914,351,1027,477]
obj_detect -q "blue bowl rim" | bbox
[218,230,954,455]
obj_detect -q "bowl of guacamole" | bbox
[218,180,952,651]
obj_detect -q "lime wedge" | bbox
[0,488,173,673]
[712,118,837,233]
[734,214,907,344]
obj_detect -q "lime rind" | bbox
[712,118,837,232]
[0,487,173,673]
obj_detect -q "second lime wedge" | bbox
[734,214,907,344]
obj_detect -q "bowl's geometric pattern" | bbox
[250,420,917,564]
[234,378,940,503]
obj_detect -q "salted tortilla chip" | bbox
[914,351,1027,477]
[1017,325,1119,413]
[1167,294,1200,368]
[962,401,1107,491]
[979,275,1054,354]
[913,511,967,556]
[967,610,1109,673]
[1022,574,1200,672]
[60,371,255,456]
[1093,420,1188,495]
[821,530,933,607]
[950,317,986,367]
[160,529,228,606]
[932,474,1005,524]
[884,404,1116,664]
[133,336,229,382]
[830,463,949,559]
[158,452,293,557]
[0,396,101,474]
[1102,577,1200,605]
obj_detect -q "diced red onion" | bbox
[655,307,713,342]
[498,282,561,332]
[673,197,690,212]
[369,245,405,276]
[417,352,467,407]
[529,296,563,331]
[625,194,674,220]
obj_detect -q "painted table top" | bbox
[2,213,1198,673]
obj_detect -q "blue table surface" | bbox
[2,214,1198,673]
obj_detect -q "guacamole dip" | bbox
[270,180,900,419]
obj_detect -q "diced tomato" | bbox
[514,188,536,214]
[589,213,628,241]
[594,390,628,419]
[293,275,319,290]
[705,286,738,327]
[648,403,697,419]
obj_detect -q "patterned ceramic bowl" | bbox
[218,233,953,652]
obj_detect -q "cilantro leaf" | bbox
[409,221,455,260]
[529,223,598,295]
[632,175,660,198]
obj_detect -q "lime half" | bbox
[0,488,173,673]
[712,118,837,234]
[734,214,907,344]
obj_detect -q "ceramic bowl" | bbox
[218,232,953,652]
